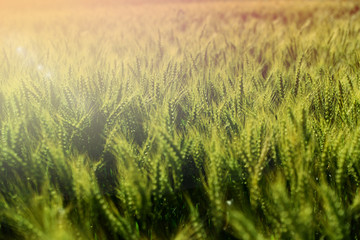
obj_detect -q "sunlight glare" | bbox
[45,72,52,79]
[37,64,44,71]
[16,46,24,54]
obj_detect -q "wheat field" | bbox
[1,1,360,239]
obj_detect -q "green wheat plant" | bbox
[1,1,360,239]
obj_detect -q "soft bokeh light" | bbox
[16,46,24,54]
[37,64,44,71]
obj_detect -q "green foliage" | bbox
[1,1,360,239]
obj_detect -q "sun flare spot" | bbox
[37,64,44,71]
[16,46,24,54]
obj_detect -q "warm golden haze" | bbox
[1,1,360,239]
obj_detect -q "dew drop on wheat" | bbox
[226,199,233,206]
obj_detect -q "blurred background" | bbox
[1,0,213,9]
